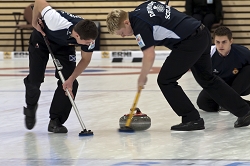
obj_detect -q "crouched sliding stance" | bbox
[23,0,98,133]
[106,0,250,131]
[197,26,250,112]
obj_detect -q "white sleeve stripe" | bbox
[41,6,52,18]
[42,6,73,31]
[210,45,216,57]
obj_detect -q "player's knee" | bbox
[157,74,173,87]
[197,99,218,112]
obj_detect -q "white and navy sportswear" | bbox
[129,0,201,50]
[37,6,94,52]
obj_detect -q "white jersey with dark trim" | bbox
[40,6,93,52]
[129,0,201,50]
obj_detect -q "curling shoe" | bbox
[23,104,38,130]
[171,118,205,131]
[48,118,68,133]
[218,106,227,111]
[218,106,230,115]
[234,111,250,128]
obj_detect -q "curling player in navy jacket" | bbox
[23,0,98,133]
[197,26,250,112]
[106,0,250,131]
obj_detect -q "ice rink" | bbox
[1,58,250,166]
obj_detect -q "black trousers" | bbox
[157,26,250,123]
[197,65,250,112]
[24,31,78,124]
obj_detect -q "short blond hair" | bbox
[106,9,128,34]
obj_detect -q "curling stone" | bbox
[119,108,151,131]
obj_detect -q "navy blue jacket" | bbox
[211,44,250,85]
